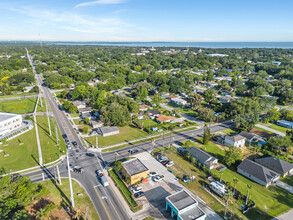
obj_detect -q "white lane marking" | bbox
[100,186,122,220]
[42,173,45,181]
[94,184,101,187]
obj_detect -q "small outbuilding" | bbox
[99,126,119,137]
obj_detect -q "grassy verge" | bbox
[36,97,47,112]
[70,113,80,118]
[0,126,39,171]
[41,179,99,220]
[254,126,274,134]
[108,169,141,212]
[0,92,38,99]
[269,124,289,134]
[0,97,37,114]
[36,115,66,164]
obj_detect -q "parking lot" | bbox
[131,152,222,220]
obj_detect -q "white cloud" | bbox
[75,0,125,8]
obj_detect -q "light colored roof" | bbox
[156,114,175,122]
[139,104,151,109]
[99,126,119,134]
[122,158,149,176]
[225,134,246,142]
[0,112,20,122]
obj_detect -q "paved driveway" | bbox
[275,180,293,194]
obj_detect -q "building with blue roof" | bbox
[277,120,293,129]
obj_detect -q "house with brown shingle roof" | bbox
[139,104,151,111]
[156,115,175,124]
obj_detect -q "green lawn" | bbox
[269,124,290,134]
[194,138,226,160]
[36,116,66,164]
[36,97,47,112]
[0,126,39,171]
[0,92,37,99]
[167,103,197,117]
[280,176,293,187]
[70,113,80,118]
[85,125,149,147]
[41,179,99,220]
[108,169,138,207]
[0,97,37,114]
[219,128,236,135]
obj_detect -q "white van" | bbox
[100,176,109,186]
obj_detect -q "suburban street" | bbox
[25,48,233,220]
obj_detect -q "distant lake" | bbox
[49,41,293,48]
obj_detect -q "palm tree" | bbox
[36,208,45,220]
[224,190,233,217]
[219,172,223,182]
[233,178,239,194]
[245,184,252,206]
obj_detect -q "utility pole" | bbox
[40,96,43,107]
[162,131,165,148]
[55,124,59,145]
[66,151,75,207]
[56,165,62,185]
[96,135,98,148]
[46,101,52,136]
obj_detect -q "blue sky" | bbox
[0,0,292,41]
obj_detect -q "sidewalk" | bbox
[255,123,285,137]
[274,209,293,220]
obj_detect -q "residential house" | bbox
[156,115,175,124]
[185,147,218,170]
[99,126,119,137]
[171,98,187,106]
[139,104,151,111]
[90,120,104,129]
[276,120,293,129]
[78,107,92,115]
[255,155,293,177]
[237,159,280,187]
[218,96,232,103]
[224,134,246,148]
[148,109,160,119]
[72,100,87,109]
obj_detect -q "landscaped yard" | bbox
[254,126,274,134]
[269,124,290,134]
[0,97,37,114]
[41,179,99,220]
[167,103,197,117]
[0,126,39,171]
[280,175,293,187]
[36,115,66,164]
[85,125,149,146]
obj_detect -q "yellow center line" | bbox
[29,173,42,178]
[94,186,112,220]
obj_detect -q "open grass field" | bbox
[0,97,37,114]
[0,92,38,99]
[36,97,47,112]
[36,116,66,164]
[41,179,99,220]
[0,126,39,171]
[269,124,290,134]
[85,124,149,146]
[165,149,293,219]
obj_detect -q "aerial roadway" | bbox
[24,48,234,220]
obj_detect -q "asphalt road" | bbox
[25,48,234,220]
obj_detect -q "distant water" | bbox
[49,41,293,48]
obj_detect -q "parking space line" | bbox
[93,186,112,220]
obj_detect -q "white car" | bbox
[67,144,72,150]
[149,172,157,177]
[153,175,163,182]
[166,161,174,167]
[132,186,143,194]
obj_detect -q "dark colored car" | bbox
[62,134,68,139]
[85,153,95,157]
[129,149,138,154]
[72,141,77,146]
[134,191,144,198]
[65,139,70,143]
[162,161,169,165]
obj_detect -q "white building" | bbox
[224,134,246,148]
[0,113,23,137]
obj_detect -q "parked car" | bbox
[158,156,168,162]
[132,186,143,194]
[96,170,103,177]
[162,161,169,165]
[183,175,189,183]
[149,171,157,177]
[85,153,95,157]
[67,144,72,150]
[65,139,70,143]
[72,141,77,146]
[134,191,145,198]
[129,149,138,154]
[166,161,174,167]
[153,175,164,182]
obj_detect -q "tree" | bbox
[95,90,107,109]
[158,84,170,93]
[36,208,45,220]
[245,185,252,206]
[233,177,239,194]
[152,93,163,107]
[198,108,215,122]
[68,104,78,113]
[224,190,233,217]
[265,107,280,122]
[114,161,122,173]
[138,87,148,101]
[223,145,242,166]
[84,118,90,125]
[203,88,216,105]
[101,102,131,126]
[83,126,89,134]
[189,93,202,110]
[136,120,144,130]
[203,123,210,144]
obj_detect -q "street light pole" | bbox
[56,165,62,185]
[66,151,75,207]
[46,101,52,136]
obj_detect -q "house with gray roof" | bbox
[99,126,119,137]
[185,147,218,169]
[237,159,280,187]
[224,134,246,148]
[255,155,293,177]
